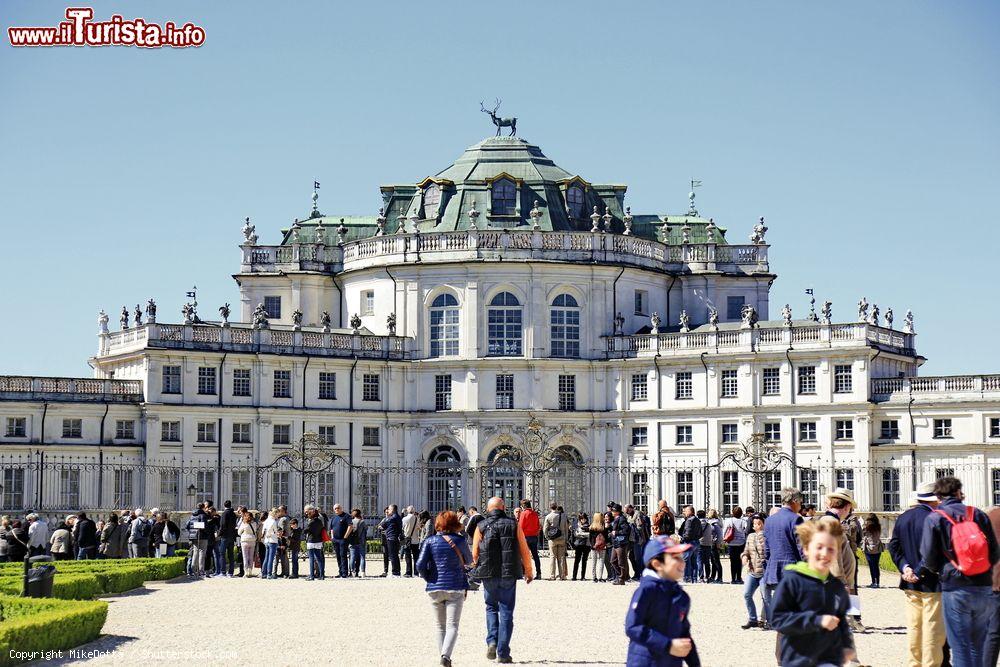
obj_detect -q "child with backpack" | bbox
[770,516,856,667]
[624,535,700,666]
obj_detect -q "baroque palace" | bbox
[2,135,999,519]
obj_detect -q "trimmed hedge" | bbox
[0,573,103,600]
[0,595,107,666]
[0,557,186,600]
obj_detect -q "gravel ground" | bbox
[49,557,905,667]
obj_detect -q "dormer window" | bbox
[491,178,516,216]
[422,183,441,219]
[566,185,585,219]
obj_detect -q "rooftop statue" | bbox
[903,309,915,334]
[252,303,268,329]
[120,306,129,330]
[350,313,362,333]
[219,303,231,325]
[481,99,516,137]
[387,312,397,336]
[650,312,661,335]
[98,309,109,334]
[741,304,759,329]
[782,304,792,326]
[133,304,143,327]
[145,298,157,324]
[750,216,768,244]
[242,217,257,245]
[708,307,719,329]
[292,309,303,329]
[821,301,832,325]
[614,312,625,335]
[869,304,880,326]
[320,311,332,333]
[857,297,869,323]
[885,307,894,330]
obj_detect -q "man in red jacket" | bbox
[518,499,542,578]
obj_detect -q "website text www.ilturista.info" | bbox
[8,7,205,48]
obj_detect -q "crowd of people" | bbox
[2,474,999,666]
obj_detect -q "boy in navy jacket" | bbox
[625,535,700,667]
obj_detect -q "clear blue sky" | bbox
[1,1,997,376]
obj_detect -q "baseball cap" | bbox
[643,535,692,565]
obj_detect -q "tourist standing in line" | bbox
[50,519,72,560]
[185,505,208,576]
[763,488,804,603]
[589,512,608,582]
[822,489,861,635]
[5,520,28,562]
[418,511,473,667]
[26,513,48,557]
[701,509,723,583]
[261,508,280,580]
[73,512,98,560]
[624,535,699,666]
[466,507,483,540]
[723,506,746,584]
[402,505,419,577]
[236,510,257,577]
[287,518,302,578]
[741,514,769,629]
[651,500,676,538]
[920,476,1000,667]
[679,506,703,584]
[861,514,883,588]
[769,517,856,667]
[571,512,590,580]
[127,508,150,558]
[220,500,238,576]
[543,502,569,580]
[99,513,124,559]
[603,508,618,582]
[329,504,351,578]
[347,508,368,577]
[418,509,434,563]
[382,504,403,577]
[471,496,534,664]
[610,503,632,585]
[302,505,325,580]
[151,512,179,558]
[517,500,542,579]
[626,504,651,582]
[0,516,9,562]
[889,482,944,667]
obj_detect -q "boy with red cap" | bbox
[624,535,700,666]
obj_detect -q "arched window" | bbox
[484,447,524,510]
[430,293,460,357]
[566,185,585,219]
[422,183,441,219]
[487,292,522,357]
[550,293,580,358]
[491,178,516,216]
[426,444,463,513]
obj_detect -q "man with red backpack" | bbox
[919,476,1000,667]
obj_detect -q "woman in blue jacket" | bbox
[417,510,473,667]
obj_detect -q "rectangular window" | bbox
[798,421,817,442]
[161,421,181,442]
[558,375,576,411]
[5,417,26,438]
[361,290,375,316]
[835,419,854,440]
[727,296,746,321]
[318,425,336,446]
[161,365,181,394]
[722,471,740,513]
[631,374,648,402]
[115,419,135,440]
[835,468,855,491]
[195,470,214,505]
[273,370,291,399]
[159,470,179,510]
[632,472,649,510]
[721,423,739,444]
[496,374,514,410]
[271,471,289,507]
[435,375,453,411]
[631,427,648,449]
[834,364,853,393]
[764,422,781,442]
[675,372,693,400]
[363,426,380,449]
[676,425,693,445]
[197,421,217,443]
[59,469,80,509]
[720,370,738,398]
[880,420,900,440]
[231,470,250,509]
[676,471,694,509]
[1,469,25,511]
[993,469,1000,506]
[318,372,336,400]
[232,422,252,444]
[882,469,901,511]
[198,367,217,395]
[62,419,82,439]
[232,368,251,397]
[764,471,782,510]
[991,418,1000,438]
[799,469,819,507]
[362,374,380,402]
[263,296,282,320]
[797,366,816,394]
[273,424,290,445]
[317,472,337,511]
[113,469,133,508]
[933,418,952,439]
[762,367,781,396]
[634,290,648,315]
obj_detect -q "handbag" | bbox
[723,524,735,543]
[441,535,472,596]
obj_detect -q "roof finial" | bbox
[311,181,321,218]
[688,179,702,216]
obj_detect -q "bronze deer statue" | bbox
[481,99,517,137]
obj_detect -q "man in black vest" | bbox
[471,496,534,664]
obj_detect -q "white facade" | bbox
[2,136,999,516]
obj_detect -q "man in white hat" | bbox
[824,488,863,633]
[888,480,944,667]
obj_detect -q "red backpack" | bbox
[933,506,991,576]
